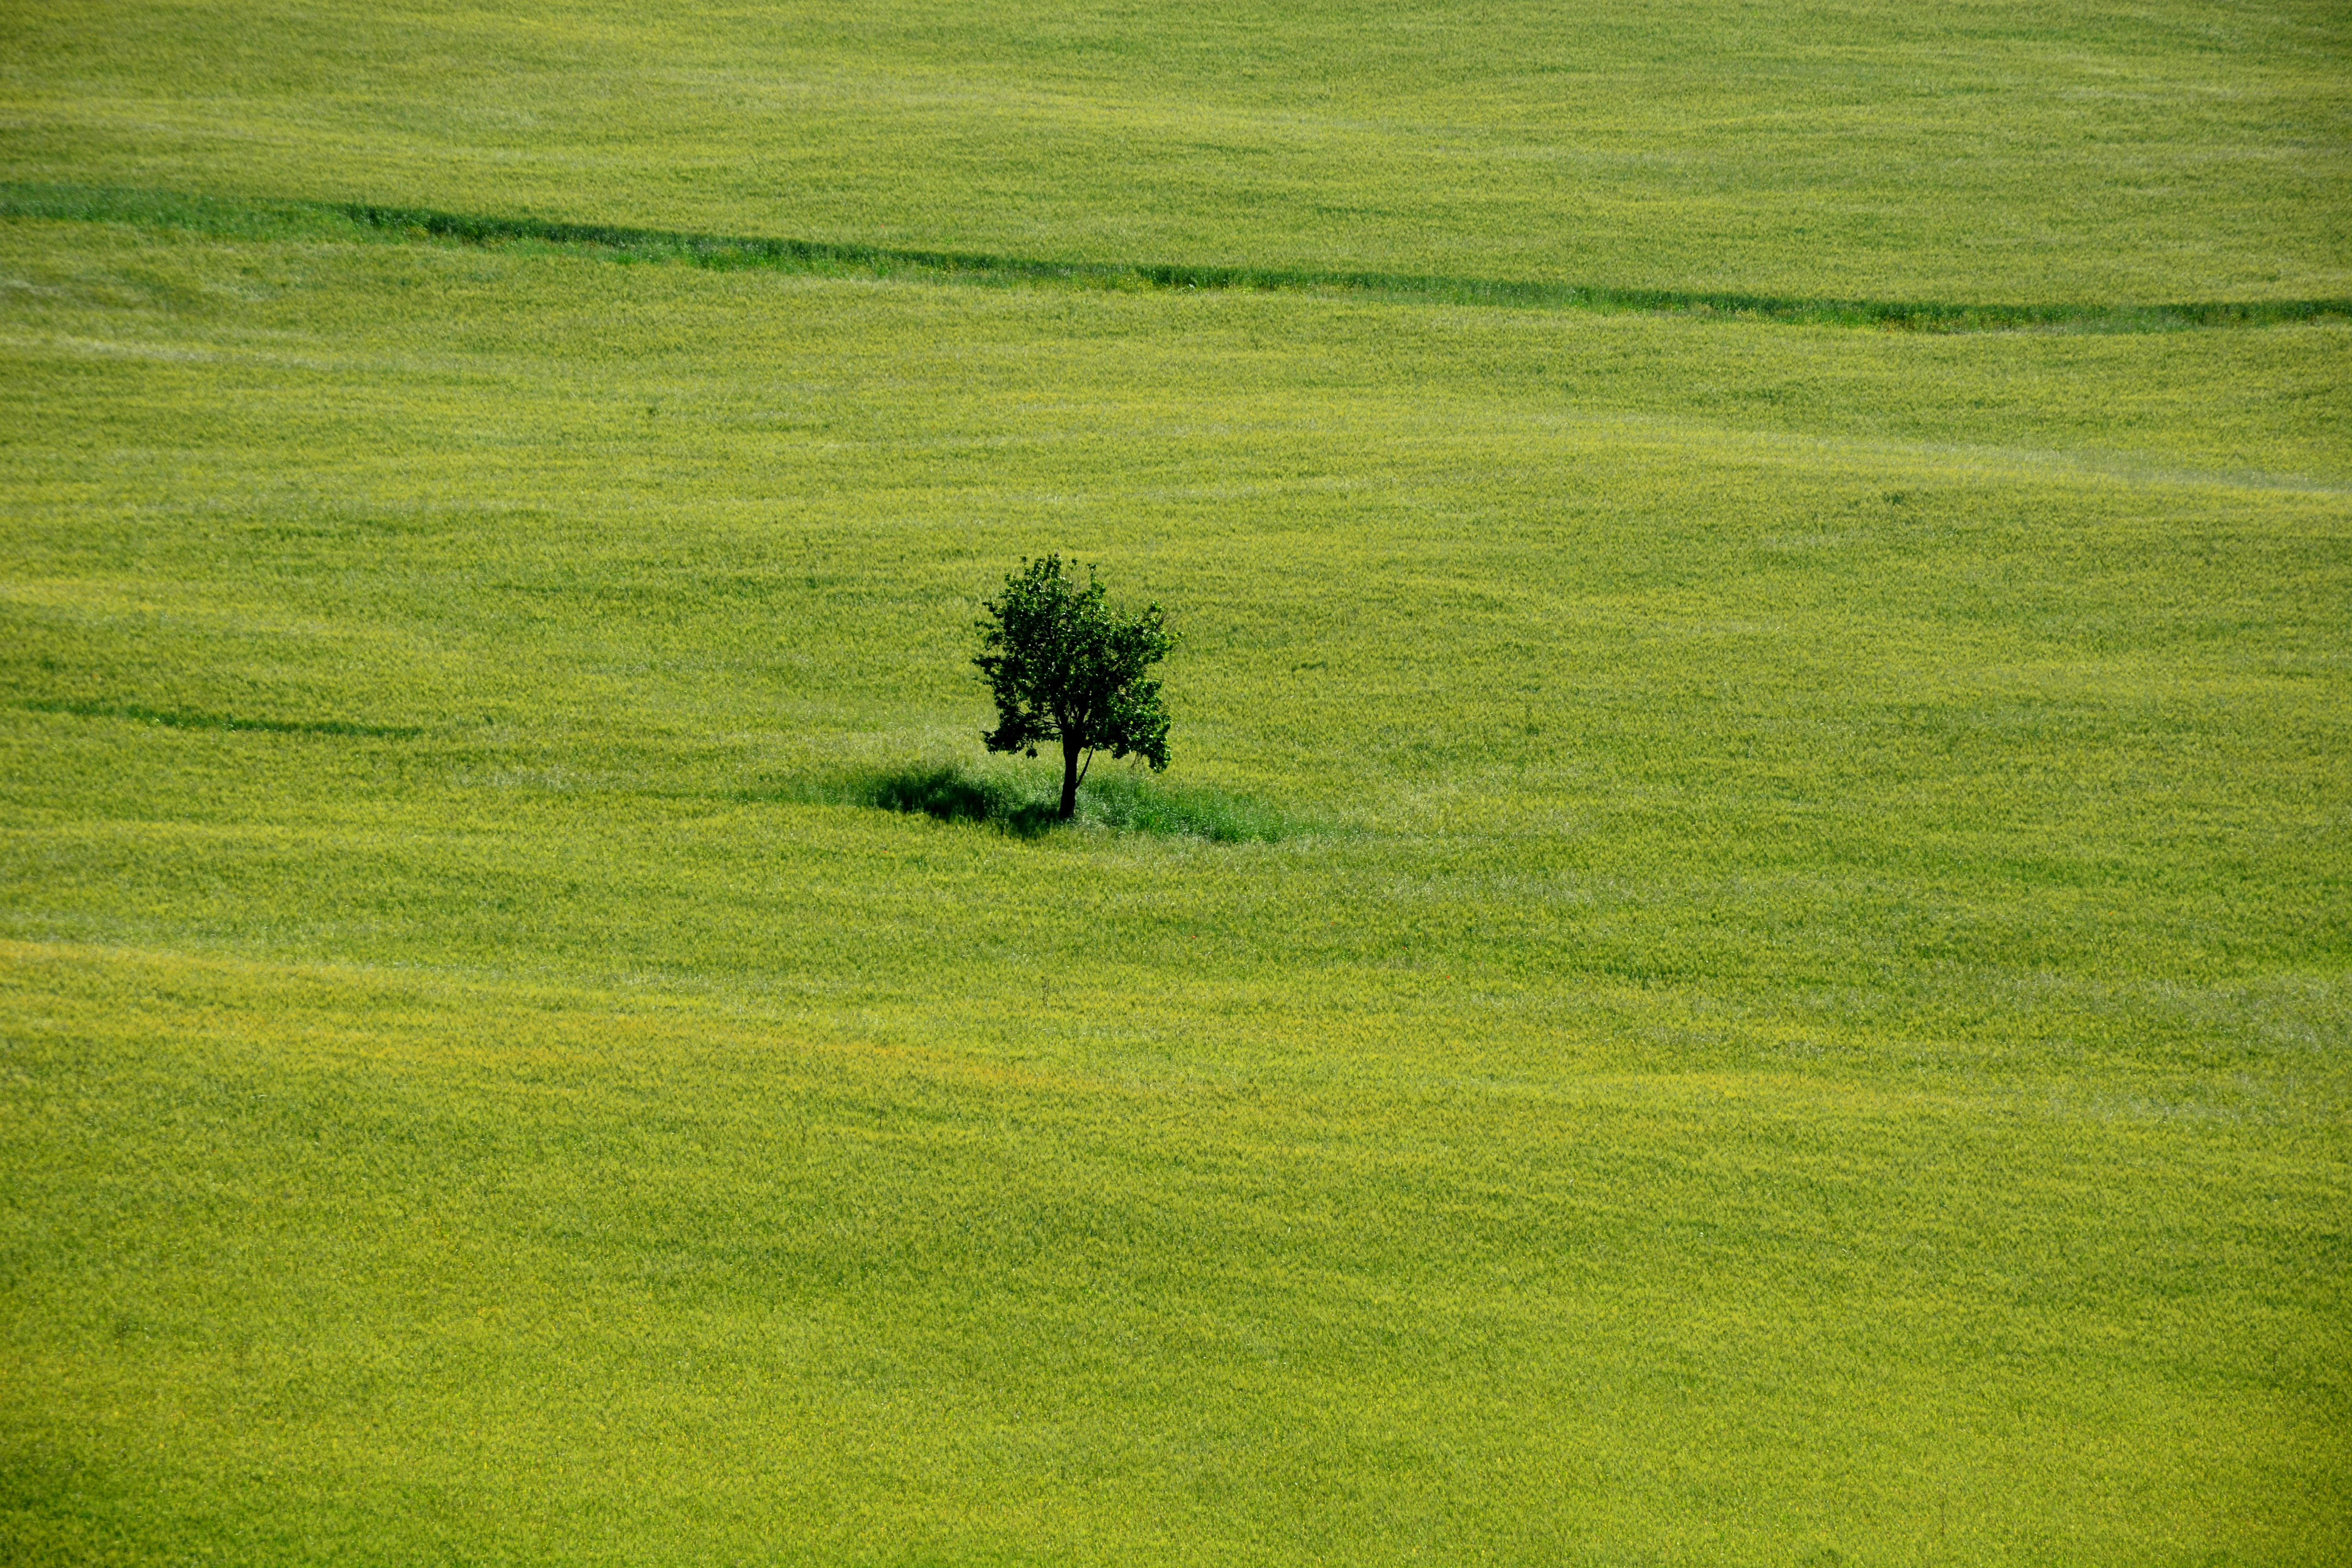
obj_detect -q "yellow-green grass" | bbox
[10,181,2349,334]
[2,214,2348,1561]
[4,940,2341,1566]
[3,0,2348,304]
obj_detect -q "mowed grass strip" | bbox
[11,182,2349,334]
[4,940,2344,1566]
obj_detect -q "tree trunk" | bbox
[1059,741,1082,819]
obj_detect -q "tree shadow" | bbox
[758,761,1296,843]
[865,764,1060,837]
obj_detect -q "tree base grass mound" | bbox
[811,763,1292,842]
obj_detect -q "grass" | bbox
[2,0,2347,302]
[1071,766,1292,843]
[812,761,1294,842]
[20,697,424,739]
[13,181,2350,333]
[2,214,2343,1564]
[2,1,2349,1562]
[5,940,2339,1566]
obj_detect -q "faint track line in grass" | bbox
[1500,407,2352,499]
[21,698,423,739]
[6,181,2347,336]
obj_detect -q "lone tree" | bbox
[974,555,1174,820]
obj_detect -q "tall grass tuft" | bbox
[1071,767,1291,842]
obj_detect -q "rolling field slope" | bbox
[4,0,2349,301]
[3,2,2349,1563]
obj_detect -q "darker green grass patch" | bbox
[0,181,378,243]
[771,762,1295,842]
[296,200,2352,333]
[869,763,1060,837]
[21,698,422,739]
[6,181,2345,334]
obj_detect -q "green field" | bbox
[9,0,2352,303]
[4,3,2349,1564]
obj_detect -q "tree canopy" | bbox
[974,556,1175,820]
